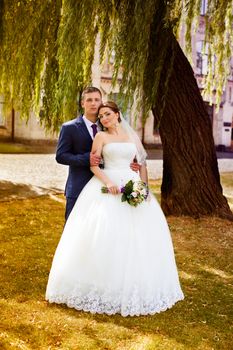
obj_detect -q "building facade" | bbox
[0,97,57,144]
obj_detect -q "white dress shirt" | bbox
[83,115,102,139]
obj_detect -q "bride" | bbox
[46,101,184,316]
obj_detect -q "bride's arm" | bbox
[90,133,120,194]
[139,163,148,184]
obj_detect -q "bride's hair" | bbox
[98,101,147,164]
[98,101,121,122]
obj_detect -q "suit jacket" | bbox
[56,115,94,199]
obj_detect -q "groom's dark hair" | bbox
[81,87,102,100]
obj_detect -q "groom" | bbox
[56,86,140,220]
[56,86,103,220]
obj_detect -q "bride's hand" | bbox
[106,182,120,195]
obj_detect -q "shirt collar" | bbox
[83,115,100,127]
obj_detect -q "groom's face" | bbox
[81,92,102,119]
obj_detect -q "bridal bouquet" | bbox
[101,180,149,207]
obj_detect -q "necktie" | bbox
[91,124,98,138]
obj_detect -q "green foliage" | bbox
[175,0,233,107]
[0,1,62,125]
[0,142,55,154]
[121,180,133,202]
[203,0,233,106]
[0,0,232,130]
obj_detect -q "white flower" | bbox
[133,181,141,191]
[141,189,147,196]
[131,191,138,198]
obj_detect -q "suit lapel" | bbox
[75,115,93,143]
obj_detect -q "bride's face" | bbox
[98,107,119,128]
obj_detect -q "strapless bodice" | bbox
[102,143,137,170]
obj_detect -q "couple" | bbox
[46,87,184,317]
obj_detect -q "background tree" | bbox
[0,0,232,219]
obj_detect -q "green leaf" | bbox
[121,194,127,202]
[124,180,133,195]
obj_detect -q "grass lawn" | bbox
[0,175,233,350]
[0,142,55,154]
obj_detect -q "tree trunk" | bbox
[152,37,233,220]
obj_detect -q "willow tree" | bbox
[0,0,232,219]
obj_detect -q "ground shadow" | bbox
[0,180,62,201]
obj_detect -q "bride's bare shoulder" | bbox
[94,131,107,141]
[97,131,106,137]
[92,131,107,146]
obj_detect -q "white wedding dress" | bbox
[46,143,184,316]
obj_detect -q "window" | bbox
[231,116,233,141]
[229,87,232,103]
[204,101,213,126]
[0,97,5,127]
[196,41,208,75]
[230,65,233,80]
[200,0,208,15]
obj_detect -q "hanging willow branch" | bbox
[0,0,232,131]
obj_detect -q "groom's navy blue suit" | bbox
[56,115,94,220]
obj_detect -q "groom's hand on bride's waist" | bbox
[130,161,141,172]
